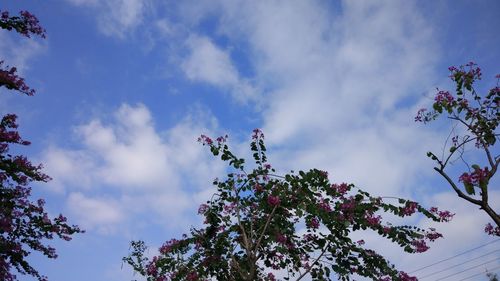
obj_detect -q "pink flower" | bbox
[276,233,287,244]
[146,256,158,276]
[318,199,332,212]
[425,228,443,241]
[459,166,489,186]
[411,239,429,253]
[434,90,454,104]
[197,204,209,215]
[267,196,280,207]
[399,271,418,281]
[365,213,381,226]
[383,226,392,234]
[430,207,455,222]
[159,239,180,254]
[340,198,356,212]
[216,135,228,143]
[197,134,213,145]
[252,128,264,140]
[319,170,328,178]
[331,183,349,196]
[485,223,500,236]
[401,201,418,216]
[186,271,198,281]
[309,217,320,229]
[223,202,237,214]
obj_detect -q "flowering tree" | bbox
[125,130,452,281]
[416,62,500,236]
[0,10,83,281]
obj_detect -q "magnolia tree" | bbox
[0,10,83,281]
[416,62,500,236]
[125,130,453,281]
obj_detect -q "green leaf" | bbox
[426,152,438,161]
[464,182,475,195]
[433,103,442,113]
[449,146,456,153]
[485,134,496,145]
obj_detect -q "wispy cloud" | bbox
[181,34,258,103]
[173,0,441,195]
[66,0,149,38]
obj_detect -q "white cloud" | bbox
[67,192,124,233]
[76,104,174,188]
[181,35,258,103]
[42,147,95,192]
[66,0,149,38]
[42,103,226,231]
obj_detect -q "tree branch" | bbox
[295,242,330,281]
[434,167,482,206]
[254,205,277,257]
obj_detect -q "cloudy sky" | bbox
[1,1,500,280]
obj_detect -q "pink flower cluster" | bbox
[425,228,443,241]
[146,256,159,276]
[276,233,287,244]
[197,204,209,215]
[411,239,429,253]
[223,202,237,214]
[364,213,382,226]
[318,199,332,212]
[252,128,264,140]
[449,61,482,81]
[429,207,454,222]
[484,223,500,236]
[331,183,349,196]
[380,272,417,281]
[459,166,489,186]
[398,271,418,281]
[159,238,181,254]
[0,61,36,96]
[309,217,320,229]
[434,90,454,104]
[215,135,228,143]
[319,170,328,178]
[401,201,418,216]
[0,10,46,38]
[197,134,213,145]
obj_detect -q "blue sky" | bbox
[1,1,500,280]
